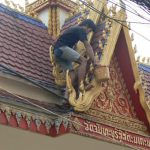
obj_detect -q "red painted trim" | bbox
[49,125,57,137]
[19,118,28,130]
[0,109,70,137]
[59,123,67,135]
[9,114,18,127]
[39,123,47,135]
[0,111,8,125]
[115,29,150,131]
[30,119,38,132]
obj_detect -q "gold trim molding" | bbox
[123,25,150,125]
[84,109,147,133]
[25,0,77,14]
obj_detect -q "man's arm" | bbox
[83,40,95,64]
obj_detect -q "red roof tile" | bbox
[139,64,150,97]
[0,6,55,86]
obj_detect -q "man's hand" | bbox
[93,61,99,68]
[83,40,95,63]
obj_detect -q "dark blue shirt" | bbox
[54,26,88,49]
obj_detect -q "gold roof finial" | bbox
[134,44,137,53]
[147,58,150,64]
[17,4,25,13]
[128,22,131,30]
[111,4,117,16]
[10,1,17,10]
[25,0,29,6]
[142,57,146,63]
[86,0,93,6]
[4,0,11,7]
[143,83,148,91]
[131,33,134,41]
[136,56,140,62]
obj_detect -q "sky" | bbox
[0,0,150,59]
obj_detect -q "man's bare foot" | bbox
[85,84,94,91]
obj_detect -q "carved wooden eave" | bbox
[25,0,77,14]
[100,13,125,66]
[66,0,150,126]
[66,0,108,111]
[0,98,71,136]
[96,3,150,125]
[123,26,150,125]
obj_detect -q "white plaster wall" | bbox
[59,8,69,29]
[37,7,69,29]
[0,125,133,150]
[38,8,49,27]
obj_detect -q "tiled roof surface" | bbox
[0,4,55,87]
[138,64,150,97]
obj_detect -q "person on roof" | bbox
[54,19,96,91]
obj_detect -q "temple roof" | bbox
[1,2,150,147]
[139,64,150,97]
[0,4,56,89]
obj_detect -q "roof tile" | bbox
[139,64,150,98]
[0,4,55,87]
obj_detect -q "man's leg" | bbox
[76,56,87,86]
[69,70,78,86]
[59,46,93,91]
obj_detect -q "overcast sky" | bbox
[0,0,150,59]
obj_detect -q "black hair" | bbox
[79,19,96,32]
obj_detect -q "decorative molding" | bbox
[47,6,60,37]
[48,7,52,35]
[82,110,147,133]
[0,103,70,136]
[56,7,60,36]
[25,0,77,15]
[25,0,49,13]
[71,117,150,150]
[52,7,57,37]
[100,12,126,66]
[123,24,150,125]
[72,57,148,133]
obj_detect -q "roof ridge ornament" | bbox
[25,0,29,6]
[3,0,25,13]
[67,0,91,19]
[119,0,126,11]
[136,56,150,66]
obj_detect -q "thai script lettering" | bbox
[83,121,150,148]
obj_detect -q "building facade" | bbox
[0,0,150,150]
